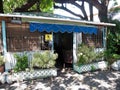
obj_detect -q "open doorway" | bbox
[54,32,73,69]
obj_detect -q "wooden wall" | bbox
[6,22,49,52]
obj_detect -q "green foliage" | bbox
[0,55,4,66]
[3,0,54,13]
[91,65,96,71]
[106,20,120,64]
[31,51,58,69]
[40,0,54,12]
[77,44,103,65]
[107,20,120,54]
[14,53,28,72]
[3,0,27,13]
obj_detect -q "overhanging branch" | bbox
[73,1,88,20]
[14,0,38,12]
[54,5,84,19]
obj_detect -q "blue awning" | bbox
[29,22,97,34]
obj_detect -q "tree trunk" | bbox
[89,3,93,21]
[0,0,4,13]
[98,6,108,22]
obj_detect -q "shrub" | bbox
[77,44,103,65]
[31,51,58,69]
[14,53,28,72]
[0,55,4,66]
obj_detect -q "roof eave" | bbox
[0,13,116,27]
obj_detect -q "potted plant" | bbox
[74,44,107,73]
[28,51,58,78]
[0,55,5,73]
[12,51,58,81]
[11,53,29,81]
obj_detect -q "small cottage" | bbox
[0,13,115,72]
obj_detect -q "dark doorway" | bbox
[54,32,73,68]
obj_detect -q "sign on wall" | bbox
[45,34,52,41]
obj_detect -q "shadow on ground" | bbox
[0,69,120,90]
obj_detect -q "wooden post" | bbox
[73,33,77,64]
[52,32,54,52]
[2,20,7,55]
[102,27,107,49]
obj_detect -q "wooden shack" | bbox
[0,13,115,71]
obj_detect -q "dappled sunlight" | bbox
[64,73,84,81]
[67,85,90,90]
[92,78,111,88]
[34,82,50,90]
[81,70,120,90]
[111,71,120,77]
[0,70,120,90]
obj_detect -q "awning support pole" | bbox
[2,20,7,55]
[52,32,54,52]
[103,27,107,49]
[73,33,77,64]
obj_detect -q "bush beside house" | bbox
[74,44,107,73]
[0,55,5,73]
[11,51,58,81]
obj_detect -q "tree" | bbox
[3,0,53,13]
[108,5,120,20]
[54,0,90,20]
[54,0,118,22]
[1,0,119,22]
[3,0,28,13]
[0,0,3,13]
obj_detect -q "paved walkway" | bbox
[0,69,120,90]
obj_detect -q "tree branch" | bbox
[54,5,84,19]
[0,0,4,13]
[54,0,75,3]
[73,1,88,20]
[14,0,38,12]
[89,3,93,21]
[85,0,101,10]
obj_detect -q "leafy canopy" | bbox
[3,0,54,13]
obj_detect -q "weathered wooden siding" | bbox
[6,23,50,52]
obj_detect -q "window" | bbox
[76,29,103,48]
[6,22,51,52]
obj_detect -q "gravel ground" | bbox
[0,69,120,90]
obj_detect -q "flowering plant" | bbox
[31,51,58,69]
[77,44,103,65]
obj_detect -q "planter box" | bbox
[12,68,57,81]
[73,61,108,73]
